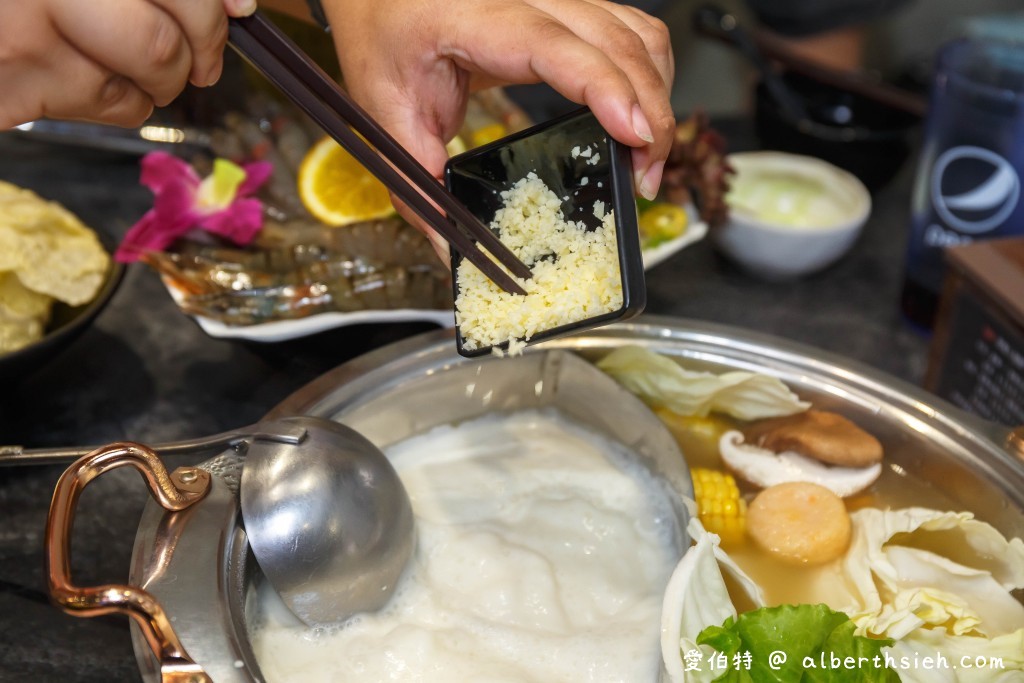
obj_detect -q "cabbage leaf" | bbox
[661,512,765,683]
[883,626,1024,683]
[662,503,1024,682]
[597,346,810,421]
[839,507,1024,681]
[843,508,1024,640]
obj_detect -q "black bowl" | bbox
[0,258,124,385]
[754,72,922,192]
[444,107,646,357]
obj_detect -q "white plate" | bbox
[163,214,706,342]
[161,276,456,342]
[191,308,456,342]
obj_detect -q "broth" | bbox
[251,409,681,682]
[658,411,990,608]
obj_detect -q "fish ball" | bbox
[747,482,851,565]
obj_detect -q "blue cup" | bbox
[901,38,1024,329]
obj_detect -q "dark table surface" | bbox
[0,119,931,682]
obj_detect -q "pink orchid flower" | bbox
[115,151,273,263]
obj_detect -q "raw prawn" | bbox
[146,217,452,325]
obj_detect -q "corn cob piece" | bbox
[691,467,747,547]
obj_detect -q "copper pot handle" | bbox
[1009,426,1024,462]
[44,442,213,683]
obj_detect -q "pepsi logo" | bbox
[930,146,1020,235]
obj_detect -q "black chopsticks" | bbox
[227,12,530,295]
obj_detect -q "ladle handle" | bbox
[693,4,808,122]
[0,421,305,466]
[45,442,213,683]
[693,3,927,119]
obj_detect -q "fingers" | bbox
[630,148,665,202]
[146,0,230,87]
[328,0,675,213]
[445,7,638,139]
[51,0,185,106]
[526,0,671,92]
[521,0,674,198]
[3,60,154,128]
[581,0,675,87]
[0,3,154,127]
[405,204,453,268]
[3,0,238,128]
[49,0,231,107]
[324,0,461,265]
[59,73,155,127]
[442,1,674,199]
[372,104,458,267]
[222,0,257,17]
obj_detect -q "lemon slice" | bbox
[298,135,396,226]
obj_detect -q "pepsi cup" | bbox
[901,38,1024,329]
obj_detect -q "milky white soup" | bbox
[727,170,850,228]
[251,409,681,682]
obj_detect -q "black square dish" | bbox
[444,107,646,358]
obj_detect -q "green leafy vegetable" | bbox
[696,604,899,682]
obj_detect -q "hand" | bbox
[323,0,675,228]
[0,0,257,129]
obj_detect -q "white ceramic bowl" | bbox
[714,151,871,279]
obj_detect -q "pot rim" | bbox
[129,315,1024,682]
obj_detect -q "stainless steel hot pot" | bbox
[44,317,1024,683]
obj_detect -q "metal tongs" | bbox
[227,12,530,295]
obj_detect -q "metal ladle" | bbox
[2,415,415,627]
